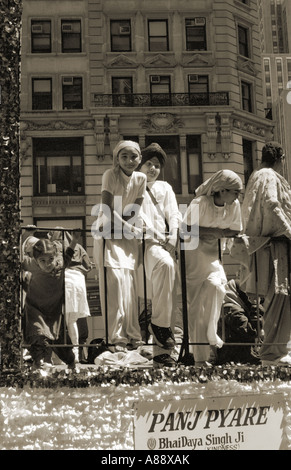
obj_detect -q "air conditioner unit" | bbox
[195,18,206,26]
[119,26,130,35]
[31,24,43,33]
[150,75,160,84]
[62,77,74,85]
[62,23,73,32]
[185,20,196,27]
[189,74,199,83]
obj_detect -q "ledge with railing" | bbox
[93,92,230,108]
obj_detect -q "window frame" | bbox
[145,135,181,194]
[149,75,171,106]
[238,24,250,58]
[33,137,85,197]
[110,19,132,52]
[62,76,83,110]
[32,77,53,110]
[186,135,203,195]
[31,19,52,53]
[111,76,133,106]
[148,19,169,52]
[188,74,209,104]
[185,18,207,51]
[241,80,253,113]
[61,19,82,53]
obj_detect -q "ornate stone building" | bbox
[258,0,291,181]
[20,0,274,338]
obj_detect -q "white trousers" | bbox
[187,273,226,362]
[140,242,178,357]
[99,267,142,346]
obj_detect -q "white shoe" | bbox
[262,355,291,366]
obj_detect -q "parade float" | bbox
[1,1,291,452]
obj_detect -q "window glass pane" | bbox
[32,78,52,110]
[112,77,132,94]
[149,37,168,51]
[31,20,51,53]
[47,156,70,193]
[111,36,131,51]
[33,138,84,195]
[63,78,83,109]
[186,24,206,51]
[33,79,51,92]
[145,135,181,193]
[61,20,81,53]
[151,83,170,94]
[187,135,202,194]
[110,20,131,52]
[149,21,167,35]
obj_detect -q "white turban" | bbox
[112,140,141,167]
[195,170,243,197]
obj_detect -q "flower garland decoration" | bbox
[1,363,291,389]
[0,0,22,372]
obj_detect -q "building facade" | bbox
[258,0,291,181]
[20,0,274,338]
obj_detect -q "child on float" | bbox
[22,231,82,370]
[138,143,181,367]
[181,170,243,366]
[49,228,92,363]
[93,140,146,351]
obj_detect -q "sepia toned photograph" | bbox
[0,0,291,452]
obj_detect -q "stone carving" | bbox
[140,112,184,132]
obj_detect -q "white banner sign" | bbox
[134,393,285,450]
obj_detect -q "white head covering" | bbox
[23,236,39,256]
[195,169,243,197]
[112,140,141,167]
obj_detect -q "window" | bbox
[33,137,84,196]
[61,20,82,53]
[188,75,209,105]
[32,78,52,110]
[185,18,207,51]
[145,135,181,194]
[62,77,83,109]
[112,77,133,106]
[241,81,252,112]
[238,25,250,57]
[110,20,131,52]
[148,20,169,51]
[187,135,202,194]
[31,20,51,53]
[150,75,171,106]
[242,139,253,185]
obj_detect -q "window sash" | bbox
[148,20,169,51]
[33,138,84,195]
[32,78,52,110]
[61,20,82,53]
[31,20,51,53]
[62,77,83,109]
[110,20,131,52]
[241,81,252,112]
[186,23,206,51]
[238,25,249,57]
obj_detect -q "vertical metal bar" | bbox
[178,236,190,361]
[103,238,109,346]
[253,249,261,341]
[62,229,67,346]
[142,231,149,343]
[218,238,225,342]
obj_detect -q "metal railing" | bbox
[20,227,291,367]
[93,92,230,108]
